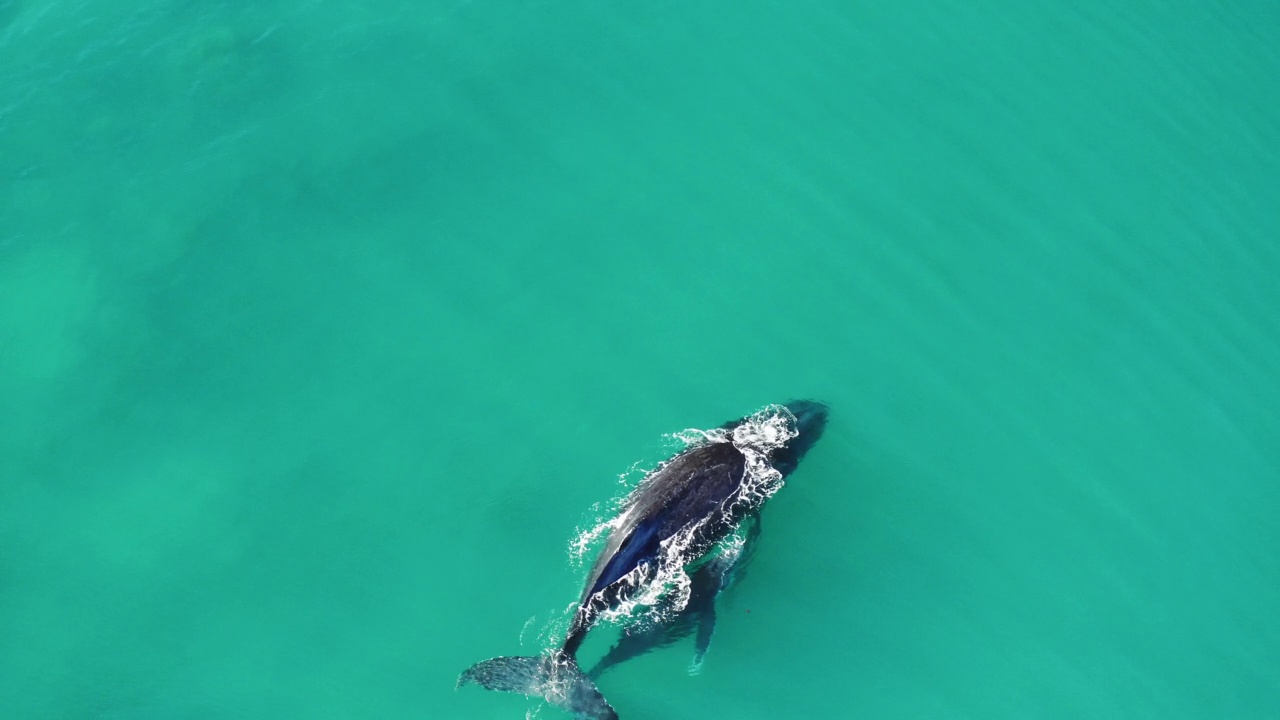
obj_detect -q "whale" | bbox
[457,401,828,719]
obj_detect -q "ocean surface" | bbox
[2,1,1278,718]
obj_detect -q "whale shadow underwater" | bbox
[457,401,829,719]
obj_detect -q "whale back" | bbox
[563,442,749,651]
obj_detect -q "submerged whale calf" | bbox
[586,511,762,680]
[458,401,828,719]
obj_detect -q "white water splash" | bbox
[519,615,539,646]
[726,405,797,512]
[713,525,749,569]
[568,461,652,566]
[568,508,620,564]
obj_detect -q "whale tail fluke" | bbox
[458,653,619,720]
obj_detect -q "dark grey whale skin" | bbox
[458,401,828,719]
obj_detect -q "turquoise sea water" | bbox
[2,1,1278,717]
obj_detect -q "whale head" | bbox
[772,400,828,477]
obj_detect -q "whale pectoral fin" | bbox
[689,603,717,674]
[688,513,762,674]
[733,511,762,585]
